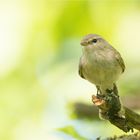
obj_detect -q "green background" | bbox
[0,0,140,139]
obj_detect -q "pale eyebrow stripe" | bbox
[88,37,101,42]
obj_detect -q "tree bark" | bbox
[92,92,140,132]
[73,95,140,120]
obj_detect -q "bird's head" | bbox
[80,34,107,51]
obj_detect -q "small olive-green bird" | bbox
[79,34,125,96]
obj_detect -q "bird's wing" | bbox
[115,52,125,73]
[79,57,85,79]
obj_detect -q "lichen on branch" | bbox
[92,91,140,132]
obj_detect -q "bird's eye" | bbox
[91,39,97,43]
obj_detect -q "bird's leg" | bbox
[96,85,100,95]
[96,85,101,96]
[106,83,119,98]
[113,83,119,96]
[96,85,106,100]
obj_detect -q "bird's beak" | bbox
[80,41,88,46]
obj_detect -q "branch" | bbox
[73,95,140,120]
[101,132,140,140]
[92,93,140,133]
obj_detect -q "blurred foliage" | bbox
[58,125,87,140]
[0,0,140,140]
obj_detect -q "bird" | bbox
[79,34,125,97]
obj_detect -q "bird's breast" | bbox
[82,51,122,86]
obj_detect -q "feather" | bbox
[78,57,85,79]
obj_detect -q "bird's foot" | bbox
[106,89,119,98]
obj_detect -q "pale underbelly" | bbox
[83,63,122,86]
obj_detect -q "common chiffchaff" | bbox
[79,34,125,96]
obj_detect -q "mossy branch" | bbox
[92,92,140,132]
